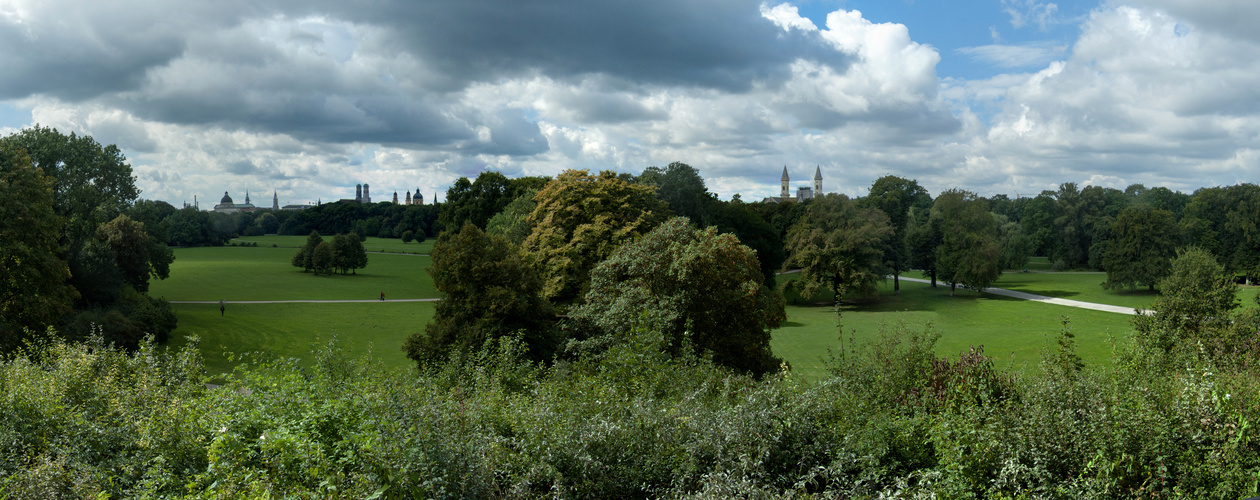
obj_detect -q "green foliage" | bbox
[1132,247,1243,356]
[995,213,1031,270]
[292,231,323,272]
[405,223,558,365]
[784,193,893,300]
[400,229,414,243]
[0,146,75,349]
[864,175,932,291]
[438,171,514,231]
[484,189,537,245]
[569,217,786,377]
[311,241,333,275]
[522,169,669,303]
[932,189,1003,294]
[1099,204,1182,290]
[329,233,368,274]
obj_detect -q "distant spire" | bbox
[245,190,250,204]
[814,165,822,180]
[781,165,790,181]
[272,190,279,210]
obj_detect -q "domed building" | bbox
[213,191,257,214]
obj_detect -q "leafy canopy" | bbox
[570,217,785,377]
[783,193,893,300]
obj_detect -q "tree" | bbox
[932,189,1002,295]
[292,231,323,272]
[522,170,669,303]
[995,214,1031,271]
[404,223,557,365]
[438,171,513,232]
[0,126,139,252]
[97,214,170,293]
[1133,247,1239,353]
[167,207,221,246]
[401,230,414,244]
[863,175,932,294]
[705,198,785,287]
[639,162,712,223]
[485,190,538,245]
[2,127,176,348]
[783,193,893,301]
[0,145,76,350]
[569,217,785,376]
[1099,205,1182,291]
[905,205,941,287]
[312,241,333,275]
[257,212,280,234]
[329,233,368,274]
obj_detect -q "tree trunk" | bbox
[950,282,956,296]
[894,272,900,295]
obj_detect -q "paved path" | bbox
[896,276,1151,316]
[171,299,440,304]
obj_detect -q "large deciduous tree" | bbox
[863,175,932,294]
[1,127,176,348]
[522,169,668,304]
[1099,205,1182,291]
[0,145,76,349]
[784,193,893,301]
[404,223,557,365]
[932,189,1002,295]
[569,217,785,377]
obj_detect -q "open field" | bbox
[149,246,439,301]
[774,275,1136,381]
[154,246,1257,383]
[167,302,434,377]
[231,234,435,255]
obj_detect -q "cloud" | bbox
[1001,0,1060,30]
[957,42,1068,69]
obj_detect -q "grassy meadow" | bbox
[153,243,1257,382]
[232,234,434,254]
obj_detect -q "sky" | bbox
[1,0,1257,206]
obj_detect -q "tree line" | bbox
[406,163,1260,379]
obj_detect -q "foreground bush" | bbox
[3,324,1260,498]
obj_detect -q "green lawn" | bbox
[231,234,434,255]
[149,246,438,301]
[153,245,441,376]
[168,302,433,378]
[773,279,1134,382]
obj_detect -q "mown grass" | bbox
[231,234,434,255]
[773,277,1134,382]
[149,246,439,301]
[168,301,432,380]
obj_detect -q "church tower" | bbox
[272,191,279,210]
[363,183,371,204]
[356,184,362,203]
[393,191,398,204]
[780,166,790,198]
[813,165,823,195]
[405,191,412,205]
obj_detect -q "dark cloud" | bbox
[343,0,848,92]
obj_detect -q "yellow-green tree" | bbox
[522,169,668,304]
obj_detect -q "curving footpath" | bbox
[895,276,1152,316]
